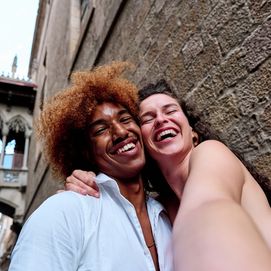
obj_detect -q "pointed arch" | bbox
[4,115,29,169]
[7,115,28,134]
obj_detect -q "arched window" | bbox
[4,117,27,169]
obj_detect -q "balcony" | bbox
[0,167,27,188]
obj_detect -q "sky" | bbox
[0,0,39,80]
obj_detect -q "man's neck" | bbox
[117,176,147,214]
[117,175,159,270]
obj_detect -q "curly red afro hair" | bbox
[36,61,139,180]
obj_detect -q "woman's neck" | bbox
[157,151,192,200]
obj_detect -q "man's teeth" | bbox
[157,129,177,141]
[117,143,136,154]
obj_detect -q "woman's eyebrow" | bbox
[139,110,153,118]
[140,103,178,117]
[162,103,178,109]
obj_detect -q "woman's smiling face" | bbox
[139,93,194,162]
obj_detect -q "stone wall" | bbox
[26,0,271,218]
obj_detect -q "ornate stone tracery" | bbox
[8,117,26,134]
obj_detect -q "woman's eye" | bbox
[166,109,177,115]
[140,116,154,125]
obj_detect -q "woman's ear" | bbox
[192,131,199,147]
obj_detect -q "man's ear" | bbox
[192,131,199,147]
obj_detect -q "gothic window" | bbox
[8,118,25,134]
[4,117,27,169]
[3,140,15,168]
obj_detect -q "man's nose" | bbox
[111,122,128,142]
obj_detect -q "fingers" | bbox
[72,170,96,185]
[65,182,88,196]
[65,170,100,197]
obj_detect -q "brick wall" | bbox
[95,0,271,181]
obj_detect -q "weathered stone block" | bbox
[182,33,204,68]
[217,4,253,56]
[243,17,271,71]
[234,58,271,116]
[249,0,271,24]
[184,34,222,87]
[220,47,248,87]
[203,1,231,36]
[259,103,271,134]
[252,153,271,180]
[164,54,194,96]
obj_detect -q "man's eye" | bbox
[120,116,132,123]
[94,127,107,135]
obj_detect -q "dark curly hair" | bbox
[36,61,139,179]
[139,79,271,205]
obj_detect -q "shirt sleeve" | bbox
[9,192,86,271]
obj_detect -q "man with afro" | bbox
[9,62,173,271]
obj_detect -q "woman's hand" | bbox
[64,170,100,197]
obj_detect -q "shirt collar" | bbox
[96,173,166,214]
[95,172,115,184]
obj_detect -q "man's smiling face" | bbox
[88,102,145,181]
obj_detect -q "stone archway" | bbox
[0,201,15,218]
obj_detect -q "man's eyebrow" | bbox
[89,119,107,128]
[89,109,131,127]
[118,108,130,116]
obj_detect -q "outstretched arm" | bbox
[173,140,271,271]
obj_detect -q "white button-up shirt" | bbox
[10,173,173,271]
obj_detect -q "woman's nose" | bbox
[154,112,167,127]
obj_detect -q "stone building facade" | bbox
[0,74,36,268]
[26,0,271,219]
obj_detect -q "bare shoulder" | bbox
[192,139,232,157]
[183,140,245,205]
[190,140,241,170]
